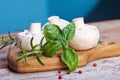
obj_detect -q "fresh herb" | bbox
[43,23,78,71]
[98,39,103,44]
[17,22,78,71]
[0,31,16,50]
[43,40,63,57]
[60,37,69,49]
[43,24,62,41]
[17,37,44,65]
[62,22,75,42]
[61,48,78,71]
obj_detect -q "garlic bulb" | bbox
[69,17,100,50]
[17,23,46,51]
[42,16,69,30]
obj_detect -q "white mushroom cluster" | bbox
[69,17,100,50]
[17,16,100,51]
[17,23,46,51]
[42,16,69,30]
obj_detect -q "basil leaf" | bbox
[61,48,78,71]
[44,40,63,57]
[43,24,62,40]
[60,37,69,49]
[62,22,75,42]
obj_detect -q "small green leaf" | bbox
[24,56,29,65]
[0,44,7,50]
[62,22,75,42]
[40,36,45,48]
[98,39,103,44]
[8,31,14,41]
[33,44,40,50]
[20,41,26,53]
[0,32,15,50]
[44,40,63,57]
[30,37,34,50]
[43,24,62,40]
[35,52,44,65]
[61,48,78,71]
[17,52,31,62]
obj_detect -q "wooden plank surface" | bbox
[8,40,120,73]
[0,19,120,80]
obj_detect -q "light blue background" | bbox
[0,0,120,34]
[0,0,47,34]
[0,0,100,34]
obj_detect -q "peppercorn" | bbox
[58,75,62,79]
[78,70,82,74]
[93,63,97,67]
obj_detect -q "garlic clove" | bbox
[42,16,69,30]
[69,18,100,50]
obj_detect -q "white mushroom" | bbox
[42,16,69,30]
[17,23,46,51]
[69,17,100,50]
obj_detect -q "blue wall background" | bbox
[47,0,99,21]
[0,0,120,34]
[0,0,48,34]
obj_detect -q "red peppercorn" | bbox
[58,70,62,74]
[57,53,61,57]
[78,70,82,74]
[58,75,62,79]
[93,63,97,67]
[66,71,71,74]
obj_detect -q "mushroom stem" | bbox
[72,17,85,29]
[48,16,60,26]
[29,23,41,34]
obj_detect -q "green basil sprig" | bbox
[43,23,78,71]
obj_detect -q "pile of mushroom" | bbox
[69,17,100,50]
[17,23,46,51]
[42,16,70,30]
[17,16,100,51]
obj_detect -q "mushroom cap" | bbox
[17,30,46,51]
[17,22,46,51]
[42,16,69,30]
[69,24,100,50]
[29,23,41,34]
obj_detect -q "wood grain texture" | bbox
[8,40,120,73]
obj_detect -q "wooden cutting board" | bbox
[7,40,120,73]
